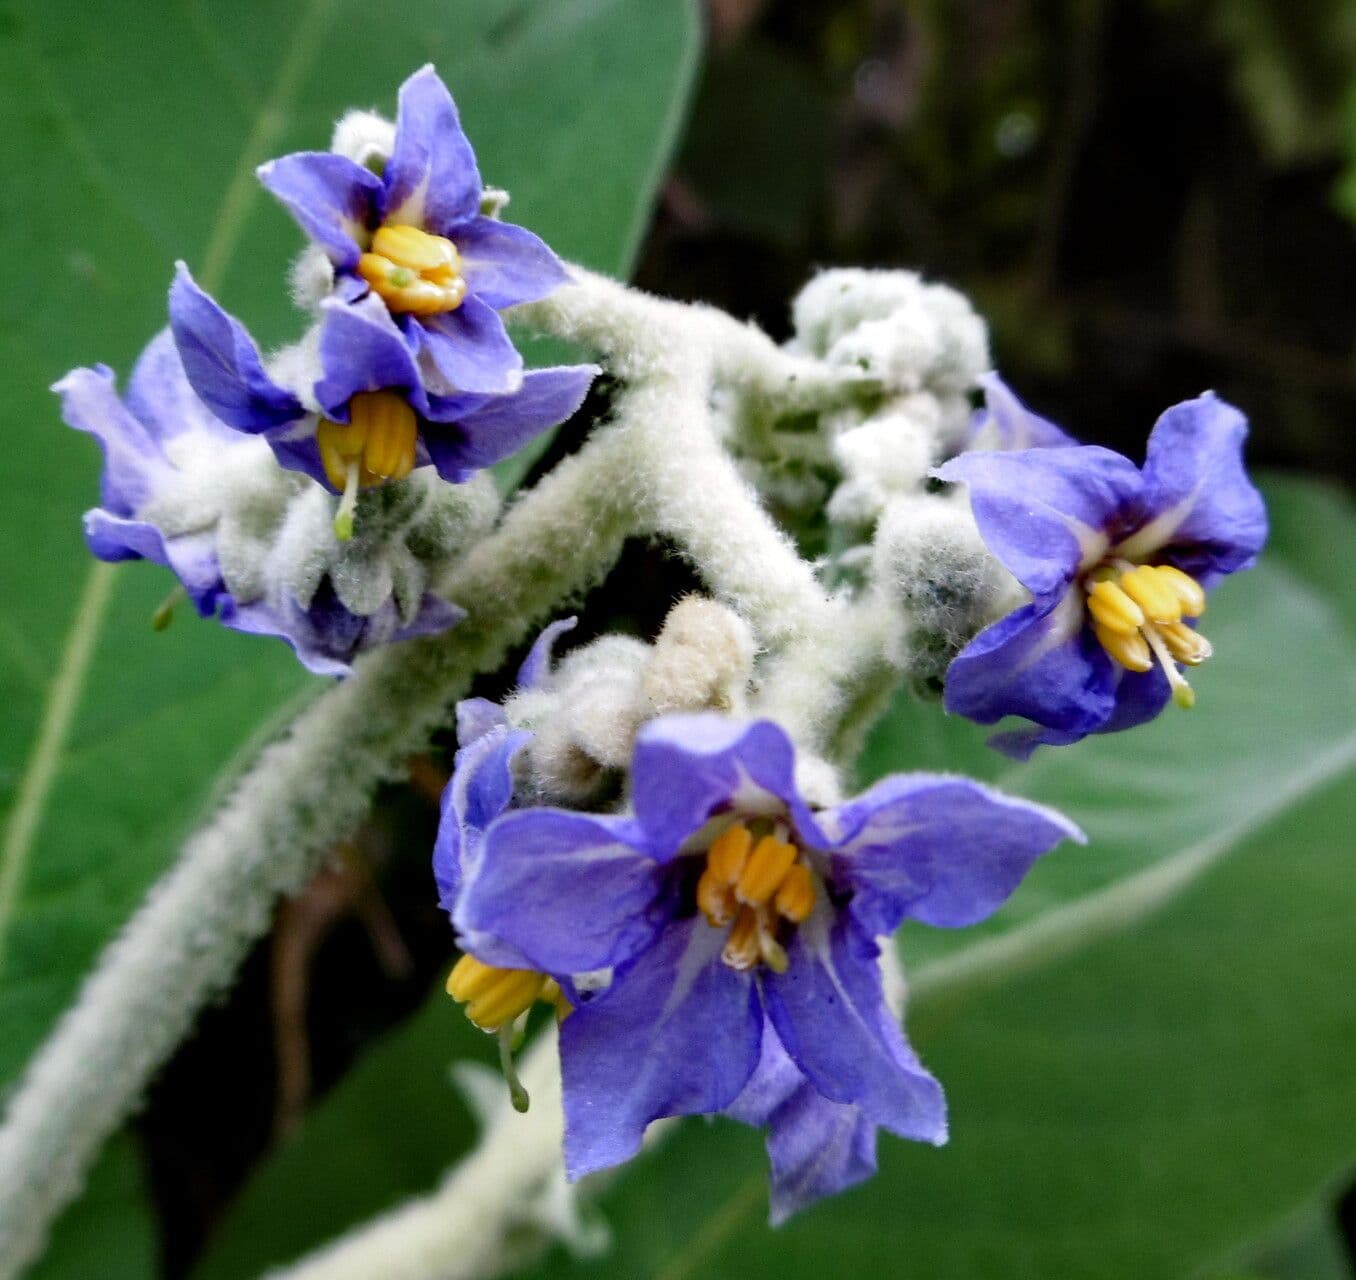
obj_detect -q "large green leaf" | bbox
[192,994,489,1280]
[502,474,1356,1278]
[0,0,698,1266]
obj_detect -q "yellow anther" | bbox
[465,970,546,1032]
[1154,565,1207,618]
[722,907,763,971]
[735,836,798,907]
[696,866,738,927]
[372,224,462,275]
[707,823,752,885]
[317,391,418,492]
[358,224,468,315]
[1086,580,1145,635]
[1157,619,1213,665]
[1094,622,1153,673]
[1118,565,1182,625]
[352,390,418,481]
[773,863,816,923]
[446,953,499,1002]
[447,955,546,1032]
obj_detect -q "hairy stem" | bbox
[0,420,639,1279]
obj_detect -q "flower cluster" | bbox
[52,59,1271,1236]
[59,66,593,669]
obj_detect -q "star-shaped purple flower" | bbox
[452,713,1081,1215]
[936,390,1267,757]
[257,64,568,397]
[55,331,463,676]
[168,265,596,519]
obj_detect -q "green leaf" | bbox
[0,0,699,1263]
[506,474,1356,1279]
[27,1137,158,1280]
[191,993,489,1280]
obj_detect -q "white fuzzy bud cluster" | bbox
[785,269,990,530]
[503,598,757,804]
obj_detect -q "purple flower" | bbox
[55,331,464,676]
[453,713,1081,1214]
[936,391,1267,757]
[257,64,568,398]
[967,373,1076,450]
[167,265,596,525]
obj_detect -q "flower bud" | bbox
[643,597,757,716]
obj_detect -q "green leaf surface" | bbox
[192,993,489,1280]
[0,0,699,1265]
[505,474,1356,1279]
[26,1137,158,1280]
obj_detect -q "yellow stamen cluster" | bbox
[1085,562,1211,708]
[696,823,817,974]
[318,390,419,493]
[358,224,467,316]
[446,954,569,1032]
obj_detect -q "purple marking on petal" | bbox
[169,265,304,433]
[628,716,825,861]
[935,445,1143,595]
[1118,392,1268,582]
[944,591,1117,734]
[423,364,598,482]
[823,774,1083,934]
[314,295,430,421]
[455,216,570,309]
[763,914,946,1144]
[516,616,578,690]
[457,808,666,975]
[416,295,523,396]
[970,373,1078,449]
[560,916,763,1178]
[383,65,482,234]
[256,151,383,269]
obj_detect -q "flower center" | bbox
[317,391,419,539]
[357,224,468,316]
[1084,561,1211,708]
[696,821,817,974]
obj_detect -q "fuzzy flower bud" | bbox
[873,491,1018,691]
[788,268,989,398]
[642,596,757,716]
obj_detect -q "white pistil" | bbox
[1141,622,1196,709]
[497,1023,531,1114]
[333,459,361,541]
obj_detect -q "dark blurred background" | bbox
[638,0,1356,485]
[138,3,1356,1272]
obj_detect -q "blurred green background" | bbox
[4,2,1356,1278]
